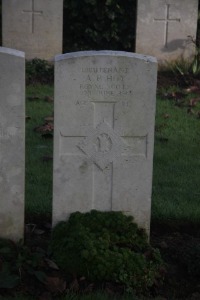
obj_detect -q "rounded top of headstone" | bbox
[55,50,157,64]
[0,47,25,58]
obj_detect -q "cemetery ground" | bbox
[1,67,200,300]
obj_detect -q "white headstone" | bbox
[0,47,25,241]
[53,51,157,234]
[2,0,63,60]
[136,0,199,63]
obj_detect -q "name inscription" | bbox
[78,66,133,100]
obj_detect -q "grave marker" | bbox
[2,0,63,60]
[153,4,180,48]
[53,51,157,234]
[136,0,199,63]
[22,0,43,34]
[0,47,25,241]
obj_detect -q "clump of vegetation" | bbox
[165,35,200,87]
[0,238,46,291]
[51,210,165,295]
[26,59,54,85]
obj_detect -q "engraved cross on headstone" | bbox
[59,101,147,209]
[154,4,180,48]
[22,0,43,33]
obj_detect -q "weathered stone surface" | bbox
[0,47,25,241]
[53,51,157,234]
[2,0,63,60]
[136,0,199,63]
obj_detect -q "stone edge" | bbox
[55,50,157,64]
[0,47,25,58]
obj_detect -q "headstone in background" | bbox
[136,0,199,63]
[2,0,63,60]
[0,47,25,241]
[53,51,157,235]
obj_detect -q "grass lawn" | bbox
[25,83,200,226]
[2,77,200,300]
[152,88,200,225]
[25,84,53,221]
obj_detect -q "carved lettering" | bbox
[75,100,87,106]
[79,66,133,98]
[87,75,92,81]
[97,75,102,81]
[121,100,131,107]
[106,75,123,82]
[81,67,128,74]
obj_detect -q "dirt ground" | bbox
[150,221,200,300]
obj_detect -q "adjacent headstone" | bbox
[53,51,157,234]
[2,0,63,60]
[136,0,199,63]
[0,47,25,241]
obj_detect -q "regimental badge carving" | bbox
[95,133,112,153]
[78,121,125,170]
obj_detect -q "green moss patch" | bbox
[51,210,165,295]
